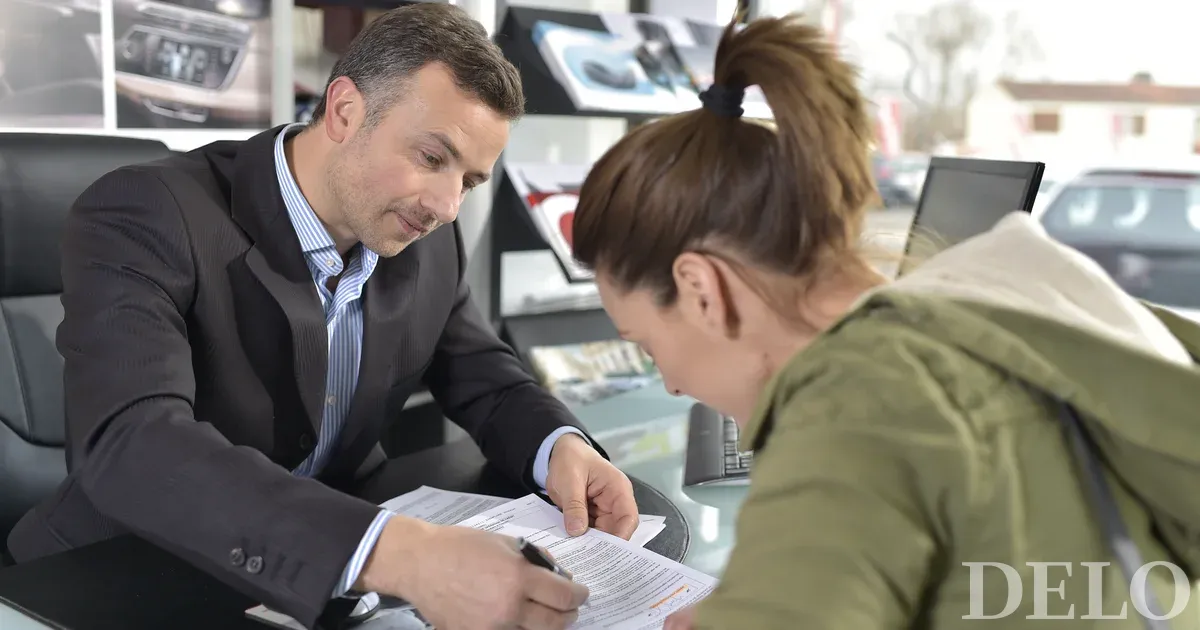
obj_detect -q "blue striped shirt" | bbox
[273,124,583,599]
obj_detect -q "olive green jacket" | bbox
[695,291,1200,629]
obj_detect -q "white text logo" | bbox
[963,561,1190,620]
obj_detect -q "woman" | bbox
[571,13,1200,630]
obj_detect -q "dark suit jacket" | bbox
[7,125,591,627]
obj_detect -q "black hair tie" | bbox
[699,83,745,118]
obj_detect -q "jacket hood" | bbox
[870,211,1200,571]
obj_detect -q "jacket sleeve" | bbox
[422,223,603,483]
[694,359,966,630]
[59,167,381,629]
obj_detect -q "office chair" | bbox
[0,132,172,564]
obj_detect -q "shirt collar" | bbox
[273,123,380,281]
[274,123,336,255]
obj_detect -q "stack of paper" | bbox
[379,486,669,548]
[247,487,715,629]
[455,494,716,629]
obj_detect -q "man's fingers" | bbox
[615,514,638,540]
[594,512,639,540]
[610,485,639,540]
[561,494,589,536]
[522,563,589,612]
[517,598,579,630]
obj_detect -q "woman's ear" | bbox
[672,253,738,338]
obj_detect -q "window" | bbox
[1114,113,1147,137]
[1192,113,1200,154]
[1042,183,1200,244]
[1130,114,1147,136]
[1031,111,1060,133]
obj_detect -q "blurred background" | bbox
[761,0,1200,317]
[1,0,1198,433]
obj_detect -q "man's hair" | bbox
[571,14,877,314]
[310,3,524,126]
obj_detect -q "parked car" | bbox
[871,153,917,208]
[1032,165,1200,320]
[890,153,929,201]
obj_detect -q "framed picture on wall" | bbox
[0,0,105,128]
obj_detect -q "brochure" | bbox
[503,161,593,282]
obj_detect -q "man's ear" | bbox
[672,252,738,338]
[323,76,364,144]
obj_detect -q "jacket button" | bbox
[299,434,313,450]
[246,555,264,575]
[229,548,246,567]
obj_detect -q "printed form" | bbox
[381,486,669,548]
[248,488,688,630]
[457,494,717,630]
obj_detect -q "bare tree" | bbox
[886,0,1038,151]
[997,9,1044,78]
[791,0,854,40]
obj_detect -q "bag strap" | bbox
[1057,403,1171,629]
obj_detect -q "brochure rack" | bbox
[488,172,618,364]
[486,5,754,363]
[294,0,443,10]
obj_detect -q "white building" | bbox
[965,74,1200,167]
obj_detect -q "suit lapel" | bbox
[229,126,328,434]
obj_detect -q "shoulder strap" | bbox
[1057,403,1171,629]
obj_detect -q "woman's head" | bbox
[572,14,882,420]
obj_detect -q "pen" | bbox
[517,537,572,580]
[517,537,589,610]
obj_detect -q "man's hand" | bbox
[545,433,638,539]
[358,517,588,630]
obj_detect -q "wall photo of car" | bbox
[111,0,271,128]
[0,0,104,128]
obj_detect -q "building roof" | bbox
[998,79,1200,106]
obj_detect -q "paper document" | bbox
[380,486,509,525]
[382,486,668,548]
[458,494,716,629]
[247,488,680,630]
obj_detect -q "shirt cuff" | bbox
[532,427,590,489]
[333,508,394,598]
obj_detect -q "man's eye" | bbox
[423,153,442,168]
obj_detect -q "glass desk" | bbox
[0,601,51,629]
[0,385,749,629]
[569,384,749,578]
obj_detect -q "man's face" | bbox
[327,63,510,257]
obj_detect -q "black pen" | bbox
[517,537,572,580]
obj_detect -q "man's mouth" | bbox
[395,212,429,237]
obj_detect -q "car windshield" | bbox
[1041,180,1200,247]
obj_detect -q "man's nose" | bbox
[424,184,461,225]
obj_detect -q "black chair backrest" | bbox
[0,132,172,546]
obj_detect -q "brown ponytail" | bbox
[572,13,878,310]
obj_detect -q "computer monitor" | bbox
[900,156,1045,275]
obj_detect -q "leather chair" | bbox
[0,133,172,563]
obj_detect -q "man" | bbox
[6,5,638,629]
